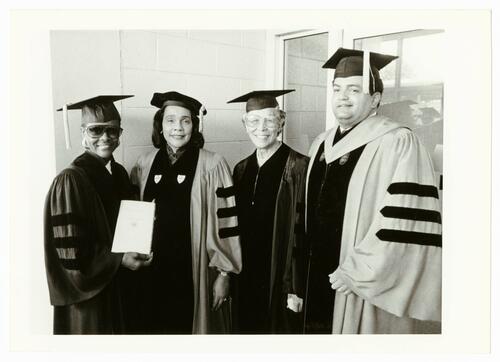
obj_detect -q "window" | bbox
[354,30,444,174]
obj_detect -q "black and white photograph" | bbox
[5,4,496,361]
[45,28,444,336]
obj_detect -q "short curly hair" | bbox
[151,105,205,149]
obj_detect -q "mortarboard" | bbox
[227,89,295,112]
[378,100,419,129]
[150,91,207,132]
[57,95,133,150]
[323,47,398,94]
[419,107,441,119]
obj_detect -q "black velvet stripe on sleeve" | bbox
[380,206,442,224]
[219,226,239,239]
[59,259,80,270]
[376,229,442,247]
[216,185,235,198]
[53,236,79,248]
[387,182,439,199]
[51,212,82,227]
[217,206,238,218]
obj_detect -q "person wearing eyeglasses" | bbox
[227,90,309,334]
[124,91,242,334]
[43,95,152,334]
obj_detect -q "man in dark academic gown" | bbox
[44,95,151,334]
[228,90,309,334]
[304,48,442,334]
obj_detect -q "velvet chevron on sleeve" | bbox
[305,116,442,334]
[44,153,129,334]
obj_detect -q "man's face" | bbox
[82,119,121,161]
[332,75,380,129]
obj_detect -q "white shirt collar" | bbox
[105,161,112,174]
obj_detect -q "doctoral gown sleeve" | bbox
[129,161,142,199]
[282,154,309,298]
[206,155,242,274]
[129,152,150,200]
[336,129,442,322]
[44,168,122,306]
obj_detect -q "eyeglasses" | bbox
[242,115,281,130]
[84,125,123,139]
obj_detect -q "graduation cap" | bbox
[227,89,295,112]
[57,95,133,150]
[378,100,419,129]
[323,47,398,94]
[419,107,441,119]
[150,91,207,132]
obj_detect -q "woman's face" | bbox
[243,107,283,150]
[162,105,193,152]
[81,119,121,161]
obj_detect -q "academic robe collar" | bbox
[251,143,289,169]
[74,150,113,168]
[159,144,198,170]
[73,151,116,187]
[324,115,405,164]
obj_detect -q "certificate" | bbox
[111,200,155,254]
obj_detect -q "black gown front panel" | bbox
[73,151,134,232]
[57,151,134,334]
[124,146,199,334]
[305,128,366,334]
[235,144,290,334]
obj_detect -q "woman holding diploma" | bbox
[43,95,152,334]
[125,91,242,334]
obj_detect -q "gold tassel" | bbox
[198,105,206,133]
[63,104,71,149]
[363,50,370,95]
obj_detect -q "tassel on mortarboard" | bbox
[322,47,398,95]
[199,105,206,133]
[62,104,71,149]
[56,95,133,150]
[362,50,370,95]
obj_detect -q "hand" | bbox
[212,273,230,311]
[286,294,304,313]
[121,252,153,271]
[329,270,352,296]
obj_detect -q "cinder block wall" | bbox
[51,30,269,174]
[283,33,328,156]
[119,30,269,172]
[51,31,124,172]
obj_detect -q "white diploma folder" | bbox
[112,200,155,254]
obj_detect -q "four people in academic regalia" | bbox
[228,90,309,334]
[43,95,153,334]
[303,48,442,334]
[123,91,242,334]
[45,48,442,335]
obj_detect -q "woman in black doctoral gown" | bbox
[121,91,242,334]
[228,90,308,334]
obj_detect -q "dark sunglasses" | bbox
[84,125,123,139]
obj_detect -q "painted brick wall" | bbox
[283,33,329,156]
[119,30,269,172]
[50,31,123,172]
